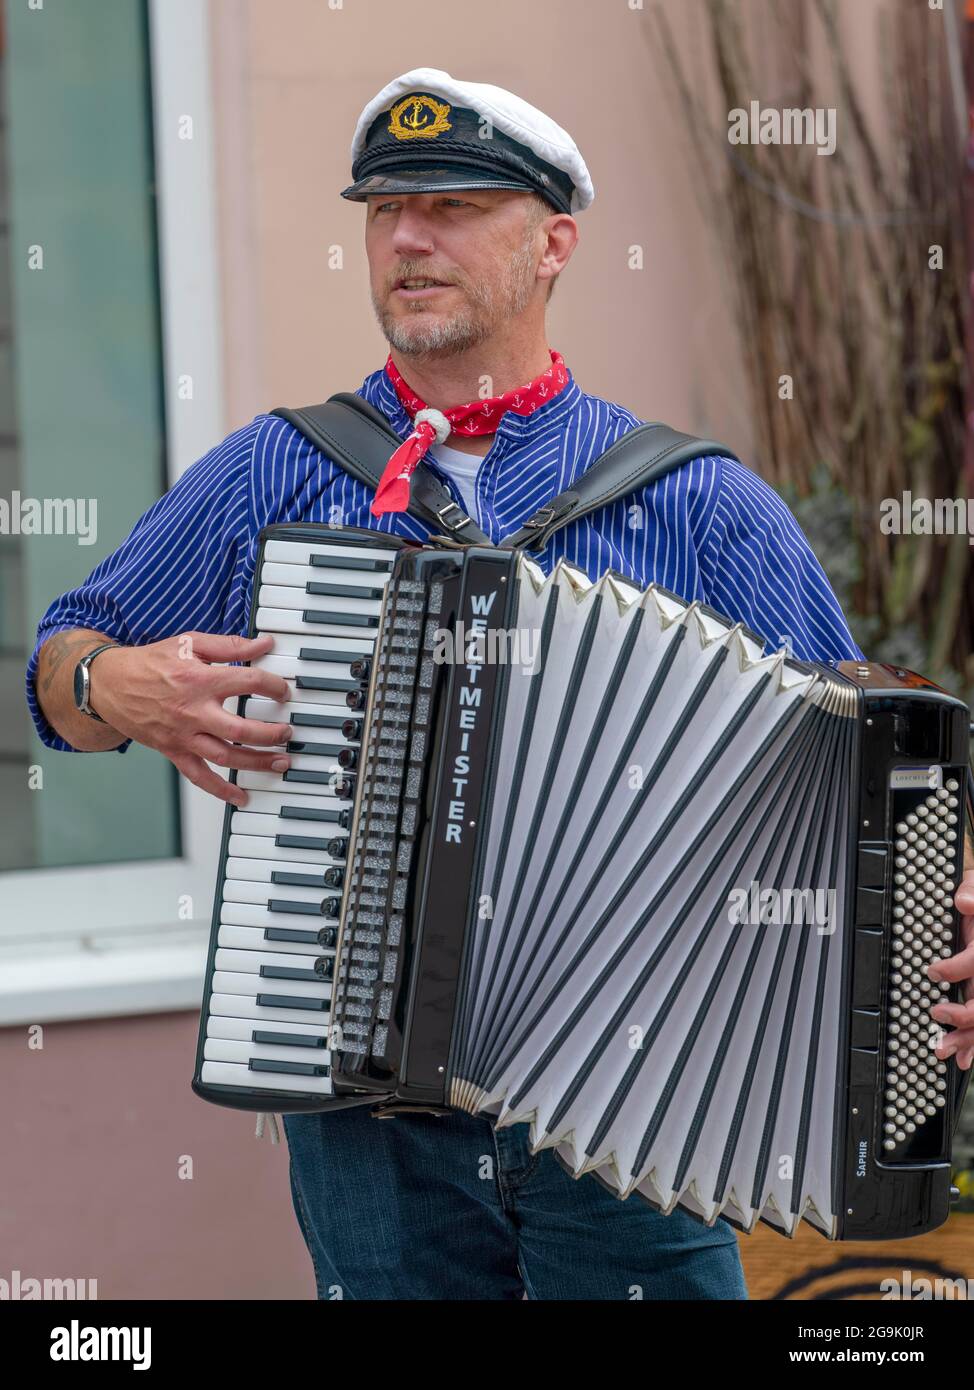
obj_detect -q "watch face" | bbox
[73,660,86,711]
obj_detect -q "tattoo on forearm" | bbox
[39,632,108,694]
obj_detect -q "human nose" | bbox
[389,202,436,255]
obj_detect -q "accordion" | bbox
[193,523,973,1241]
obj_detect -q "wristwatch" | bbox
[73,642,120,723]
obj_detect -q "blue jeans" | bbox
[283,1106,747,1300]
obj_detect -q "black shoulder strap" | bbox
[272,394,738,552]
[500,422,740,550]
[271,393,490,544]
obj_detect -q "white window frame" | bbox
[0,0,226,1025]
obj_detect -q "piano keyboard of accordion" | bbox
[193,524,973,1241]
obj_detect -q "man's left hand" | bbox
[929,868,974,1070]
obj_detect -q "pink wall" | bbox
[0,1013,311,1299]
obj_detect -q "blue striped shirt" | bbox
[26,363,864,751]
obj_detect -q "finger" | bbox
[933,1025,974,1060]
[930,998,974,1030]
[181,631,275,664]
[172,752,248,807]
[927,939,974,985]
[188,733,291,774]
[207,710,293,747]
[954,880,974,916]
[212,666,292,704]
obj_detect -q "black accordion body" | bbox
[193,524,972,1241]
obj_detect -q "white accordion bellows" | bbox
[450,557,857,1237]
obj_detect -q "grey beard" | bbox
[372,237,538,361]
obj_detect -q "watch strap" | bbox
[76,641,120,722]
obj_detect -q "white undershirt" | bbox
[428,441,487,521]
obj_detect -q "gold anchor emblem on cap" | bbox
[388,93,452,141]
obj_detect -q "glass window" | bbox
[1,0,179,871]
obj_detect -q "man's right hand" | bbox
[41,630,293,807]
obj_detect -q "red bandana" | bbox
[370,349,570,516]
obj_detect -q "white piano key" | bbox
[227,833,343,866]
[257,584,381,621]
[259,561,390,595]
[208,990,332,1027]
[230,788,345,817]
[215,945,331,978]
[207,1014,330,1042]
[236,768,350,795]
[217,923,325,956]
[228,815,342,850]
[226,854,337,884]
[244,671,349,710]
[244,634,370,666]
[222,877,330,908]
[256,607,382,638]
[200,1060,333,1095]
[252,652,363,686]
[262,538,399,568]
[204,1037,331,1068]
[220,902,340,932]
[243,695,364,727]
[212,968,329,1004]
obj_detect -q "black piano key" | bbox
[267,897,328,916]
[298,646,371,663]
[283,768,337,786]
[260,963,322,982]
[314,957,335,981]
[278,805,347,823]
[256,993,329,1012]
[305,580,385,600]
[318,926,338,949]
[286,740,344,757]
[249,1057,331,1077]
[302,609,379,628]
[275,833,329,852]
[271,870,329,888]
[295,675,359,692]
[289,711,349,730]
[309,554,392,572]
[264,926,320,944]
[252,1029,327,1049]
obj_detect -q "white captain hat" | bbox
[341,67,594,215]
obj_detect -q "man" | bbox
[27,68,974,1301]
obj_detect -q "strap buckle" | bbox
[521,505,557,530]
[435,501,473,533]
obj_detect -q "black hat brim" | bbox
[340,163,538,203]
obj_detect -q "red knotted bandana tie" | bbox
[370,349,569,516]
